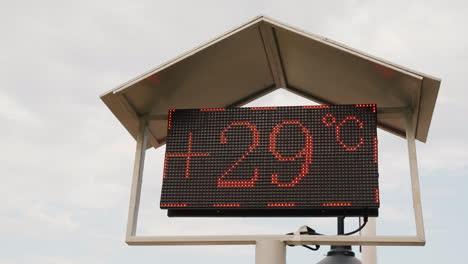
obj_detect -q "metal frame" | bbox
[125,106,425,247]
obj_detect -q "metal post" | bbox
[331,217,350,251]
[255,240,286,264]
[338,217,345,235]
[362,217,377,264]
[317,218,361,264]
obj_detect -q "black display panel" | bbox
[160,105,379,217]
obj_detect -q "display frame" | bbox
[161,105,380,217]
[124,107,426,246]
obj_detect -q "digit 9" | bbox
[269,121,313,187]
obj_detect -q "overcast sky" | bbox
[1,1,467,263]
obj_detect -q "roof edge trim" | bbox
[262,16,439,82]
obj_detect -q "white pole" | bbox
[255,240,286,264]
[361,217,377,264]
[405,111,426,242]
[126,120,147,239]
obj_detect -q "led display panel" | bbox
[160,105,379,217]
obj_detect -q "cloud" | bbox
[0,203,79,239]
[23,255,101,264]
[0,90,40,125]
[1,1,467,264]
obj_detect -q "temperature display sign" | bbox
[161,105,379,217]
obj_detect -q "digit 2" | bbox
[217,122,260,188]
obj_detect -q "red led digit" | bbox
[200,108,225,111]
[167,109,175,130]
[218,122,260,188]
[160,203,187,207]
[336,116,364,151]
[213,203,240,207]
[250,107,277,110]
[163,132,210,179]
[322,202,352,206]
[303,105,329,109]
[374,136,378,163]
[375,188,380,203]
[267,203,296,207]
[163,156,168,178]
[269,121,313,187]
[356,104,376,113]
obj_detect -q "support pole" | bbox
[337,217,345,235]
[361,217,377,264]
[405,110,426,242]
[330,217,350,251]
[317,218,361,264]
[126,120,148,239]
[255,240,286,264]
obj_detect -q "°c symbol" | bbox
[321,113,336,127]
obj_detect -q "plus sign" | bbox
[164,132,210,179]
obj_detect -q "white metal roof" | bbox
[101,16,441,149]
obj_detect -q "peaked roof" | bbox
[101,16,441,149]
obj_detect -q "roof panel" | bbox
[274,25,423,140]
[122,23,273,115]
[101,16,440,148]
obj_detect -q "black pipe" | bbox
[338,216,345,235]
[316,217,362,264]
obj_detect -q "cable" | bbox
[286,226,321,251]
[303,245,320,251]
[343,216,368,236]
[286,216,369,252]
